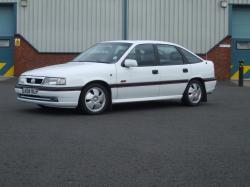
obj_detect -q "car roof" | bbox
[102,40,180,46]
[101,40,204,61]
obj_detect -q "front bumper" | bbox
[15,85,81,108]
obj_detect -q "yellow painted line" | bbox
[231,66,250,80]
[0,62,6,70]
[4,66,14,77]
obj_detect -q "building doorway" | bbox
[0,4,15,77]
[231,5,250,80]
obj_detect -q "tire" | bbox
[182,80,204,106]
[78,84,110,115]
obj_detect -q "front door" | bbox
[116,44,160,100]
[0,4,15,77]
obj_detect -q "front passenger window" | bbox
[126,44,156,67]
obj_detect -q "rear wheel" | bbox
[78,84,110,115]
[182,80,204,106]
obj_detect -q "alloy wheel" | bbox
[187,82,202,104]
[84,87,106,113]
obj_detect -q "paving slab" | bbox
[231,80,250,87]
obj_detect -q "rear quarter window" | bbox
[178,48,202,64]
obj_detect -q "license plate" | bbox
[22,87,38,95]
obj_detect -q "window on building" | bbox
[0,40,10,47]
[237,42,250,50]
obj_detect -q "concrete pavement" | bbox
[1,79,250,186]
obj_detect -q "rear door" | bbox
[155,44,191,96]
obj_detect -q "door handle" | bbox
[183,68,189,73]
[152,70,159,74]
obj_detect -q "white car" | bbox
[15,41,216,114]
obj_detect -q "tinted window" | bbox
[126,44,156,66]
[178,48,202,64]
[156,45,184,65]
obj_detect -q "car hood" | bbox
[22,62,114,77]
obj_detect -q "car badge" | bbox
[31,78,36,84]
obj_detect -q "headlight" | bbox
[43,77,66,85]
[18,76,26,85]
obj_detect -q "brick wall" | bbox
[14,35,78,76]
[14,35,232,80]
[199,36,231,80]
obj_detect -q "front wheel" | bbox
[78,84,110,115]
[182,80,204,106]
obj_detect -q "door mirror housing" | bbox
[124,59,138,68]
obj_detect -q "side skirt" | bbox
[112,95,183,104]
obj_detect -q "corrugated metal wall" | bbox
[0,0,16,2]
[229,0,250,4]
[0,0,250,53]
[128,0,250,54]
[0,0,123,53]
[22,0,122,53]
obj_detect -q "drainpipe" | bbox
[123,0,128,40]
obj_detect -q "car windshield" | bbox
[73,43,132,64]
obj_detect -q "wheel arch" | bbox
[78,80,112,106]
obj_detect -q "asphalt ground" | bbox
[1,78,250,187]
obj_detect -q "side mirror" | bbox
[124,59,138,68]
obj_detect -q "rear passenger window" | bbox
[178,48,202,64]
[126,44,156,66]
[156,45,184,65]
